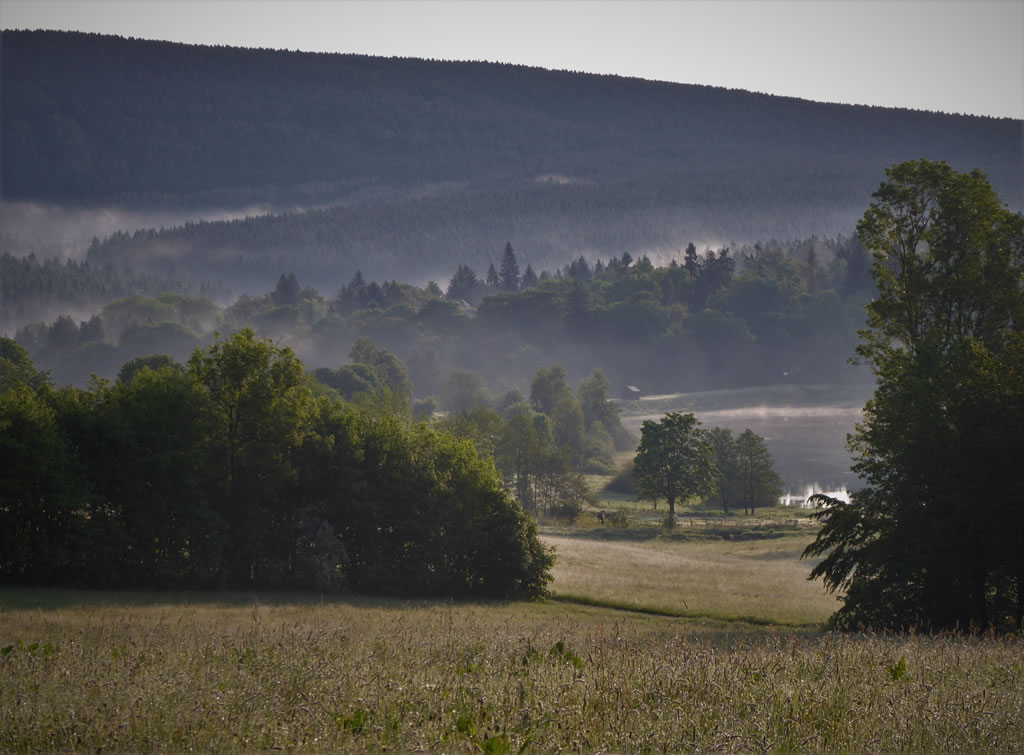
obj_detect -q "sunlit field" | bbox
[3,591,1023,751]
[541,528,838,626]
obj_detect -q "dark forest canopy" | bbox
[4,30,1018,205]
[805,160,1024,633]
[3,31,1021,289]
[0,330,553,596]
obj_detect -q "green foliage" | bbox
[0,383,84,583]
[887,656,907,682]
[0,337,48,390]
[707,427,740,514]
[549,641,585,670]
[116,353,181,384]
[578,368,634,453]
[708,424,778,512]
[349,337,413,412]
[441,369,491,414]
[634,412,718,525]
[313,362,373,395]
[446,264,484,304]
[0,327,553,596]
[529,364,572,416]
[804,160,1024,633]
[547,472,595,524]
[12,233,874,397]
[329,416,553,598]
[734,429,783,515]
[188,328,313,585]
[411,395,438,421]
[434,405,504,460]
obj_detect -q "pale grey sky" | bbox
[1,0,1022,119]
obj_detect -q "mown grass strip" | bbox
[550,592,824,630]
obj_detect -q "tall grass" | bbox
[2,594,1022,750]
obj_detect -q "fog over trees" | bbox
[3,30,1020,293]
[5,235,875,397]
[3,30,1024,630]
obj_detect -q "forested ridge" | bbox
[3,30,1020,289]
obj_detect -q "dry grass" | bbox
[542,530,837,626]
[2,592,1023,751]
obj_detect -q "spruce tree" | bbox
[499,242,520,292]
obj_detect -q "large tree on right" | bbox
[804,159,1024,632]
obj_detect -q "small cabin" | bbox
[622,385,642,401]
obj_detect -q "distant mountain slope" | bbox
[85,171,863,289]
[3,30,1020,288]
[3,30,1019,204]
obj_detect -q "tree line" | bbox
[0,331,552,597]
[0,250,227,334]
[9,233,876,395]
[630,412,782,526]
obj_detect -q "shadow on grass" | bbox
[550,593,825,633]
[0,586,506,613]
[541,525,800,544]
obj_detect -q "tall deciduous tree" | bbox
[101,364,221,585]
[0,382,83,583]
[529,364,572,415]
[349,337,413,411]
[707,427,739,514]
[804,160,1024,632]
[734,429,782,515]
[633,411,717,526]
[578,368,634,453]
[188,328,313,585]
[441,368,492,414]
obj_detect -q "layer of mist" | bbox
[622,403,867,494]
[0,201,275,261]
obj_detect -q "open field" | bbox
[1,457,1017,751]
[541,527,837,627]
[3,589,1023,751]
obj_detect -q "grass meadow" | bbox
[4,518,1024,751]
[542,526,837,627]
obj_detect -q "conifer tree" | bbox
[499,242,520,292]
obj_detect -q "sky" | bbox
[1,0,1022,119]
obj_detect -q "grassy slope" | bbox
[541,527,836,627]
